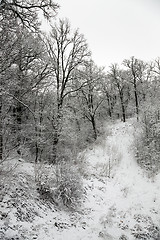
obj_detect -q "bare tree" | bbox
[0,28,50,162]
[109,64,129,122]
[46,19,90,158]
[0,0,58,161]
[123,56,146,121]
[0,18,19,161]
[78,61,105,139]
[0,0,59,30]
[101,82,117,118]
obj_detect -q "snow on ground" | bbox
[81,119,160,239]
[1,119,160,239]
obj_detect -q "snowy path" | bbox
[72,119,160,240]
[1,119,160,240]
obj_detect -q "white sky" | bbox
[55,0,160,68]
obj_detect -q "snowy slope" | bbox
[80,119,160,239]
[0,119,160,240]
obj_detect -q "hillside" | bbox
[0,119,160,240]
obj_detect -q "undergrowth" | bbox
[134,104,160,177]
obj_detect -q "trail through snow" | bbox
[70,119,160,240]
[1,119,160,240]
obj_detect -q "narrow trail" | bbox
[75,119,160,240]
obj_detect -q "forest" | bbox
[0,1,160,239]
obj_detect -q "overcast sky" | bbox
[55,0,160,68]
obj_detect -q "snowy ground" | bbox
[81,120,160,239]
[0,119,160,239]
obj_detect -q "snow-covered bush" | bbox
[35,156,84,209]
[136,103,160,175]
[54,161,83,209]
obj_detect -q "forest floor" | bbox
[0,119,160,240]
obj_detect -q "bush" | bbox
[54,161,83,209]
[35,156,84,209]
[135,103,160,175]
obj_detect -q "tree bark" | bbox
[120,95,126,122]
[50,110,61,164]
[91,115,97,139]
[12,97,22,147]
[133,83,139,121]
[107,95,112,118]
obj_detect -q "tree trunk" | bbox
[91,115,97,139]
[111,95,116,117]
[51,131,59,164]
[35,123,39,164]
[12,91,22,147]
[120,95,126,122]
[50,107,62,164]
[16,102,22,145]
[134,83,139,121]
[107,95,112,118]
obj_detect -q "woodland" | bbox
[0,0,160,222]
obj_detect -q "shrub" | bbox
[135,103,160,175]
[35,156,84,209]
[54,161,83,209]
